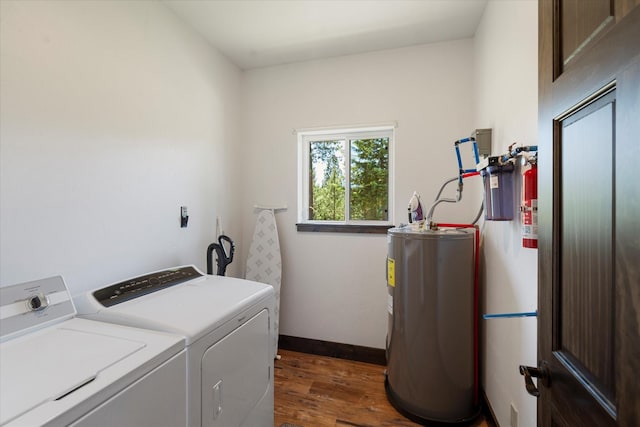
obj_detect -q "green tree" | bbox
[350,138,389,220]
[313,166,345,220]
[309,140,345,220]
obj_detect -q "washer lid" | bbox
[89,274,273,344]
[0,324,144,425]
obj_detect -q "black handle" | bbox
[206,235,235,276]
[217,235,235,266]
[519,361,550,397]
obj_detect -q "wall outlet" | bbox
[510,403,518,427]
[180,206,189,228]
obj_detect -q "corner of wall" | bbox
[472,1,539,427]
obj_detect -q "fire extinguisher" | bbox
[521,161,538,248]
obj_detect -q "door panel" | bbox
[560,0,613,69]
[559,92,615,408]
[538,1,640,426]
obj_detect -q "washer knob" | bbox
[26,294,48,311]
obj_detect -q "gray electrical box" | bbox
[472,128,492,157]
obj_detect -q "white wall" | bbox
[473,1,539,426]
[0,0,242,294]
[239,40,480,348]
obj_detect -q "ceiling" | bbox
[163,0,488,70]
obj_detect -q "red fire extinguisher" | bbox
[521,162,538,248]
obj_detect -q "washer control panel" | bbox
[93,266,203,307]
[0,276,74,341]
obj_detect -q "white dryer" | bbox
[0,276,186,427]
[74,265,275,427]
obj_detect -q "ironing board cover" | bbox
[245,209,282,356]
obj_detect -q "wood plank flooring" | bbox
[274,349,493,427]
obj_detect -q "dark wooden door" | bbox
[538,0,640,426]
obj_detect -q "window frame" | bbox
[297,125,394,231]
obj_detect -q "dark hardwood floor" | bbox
[274,349,493,427]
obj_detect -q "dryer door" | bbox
[201,309,273,427]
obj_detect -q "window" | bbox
[297,126,394,232]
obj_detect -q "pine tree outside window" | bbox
[298,126,394,230]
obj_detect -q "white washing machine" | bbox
[74,265,275,427]
[0,276,186,427]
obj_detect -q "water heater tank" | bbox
[386,226,478,423]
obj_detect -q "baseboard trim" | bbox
[481,389,499,427]
[278,335,386,366]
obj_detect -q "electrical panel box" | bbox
[473,128,492,157]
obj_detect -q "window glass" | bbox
[309,140,345,220]
[349,137,389,221]
[299,126,393,226]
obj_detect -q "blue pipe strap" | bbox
[483,311,538,319]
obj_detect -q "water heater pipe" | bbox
[499,144,538,164]
[432,222,480,406]
[426,172,481,227]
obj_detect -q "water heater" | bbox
[386,227,479,424]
